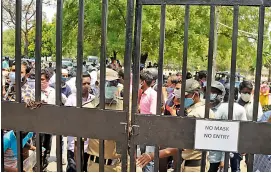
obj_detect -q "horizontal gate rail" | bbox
[1,102,127,141]
[140,0,271,6]
[133,115,271,155]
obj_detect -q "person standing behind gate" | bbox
[138,70,157,172]
[237,81,263,121]
[65,72,95,172]
[207,81,247,172]
[237,80,263,168]
[81,68,122,172]
[137,79,215,172]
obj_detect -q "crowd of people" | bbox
[1,56,271,172]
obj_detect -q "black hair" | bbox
[21,61,31,74]
[118,69,124,79]
[41,69,51,80]
[82,71,91,78]
[140,70,153,87]
[176,72,181,76]
[83,61,86,65]
[186,72,193,79]
[239,80,253,92]
[169,75,180,85]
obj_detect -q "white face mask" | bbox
[241,93,251,102]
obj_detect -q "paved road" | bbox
[46,136,248,172]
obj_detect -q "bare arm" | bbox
[137,148,179,167]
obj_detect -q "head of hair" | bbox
[21,61,31,74]
[82,71,91,78]
[168,75,180,85]
[118,69,124,79]
[186,72,193,79]
[239,80,253,91]
[41,69,51,80]
[140,70,153,86]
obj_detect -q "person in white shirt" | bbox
[237,80,263,121]
[40,69,67,167]
[207,81,247,172]
[65,72,95,172]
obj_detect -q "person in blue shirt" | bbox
[3,131,35,172]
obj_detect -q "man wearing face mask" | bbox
[82,69,123,172]
[40,69,68,169]
[4,61,35,103]
[65,72,95,172]
[238,81,263,121]
[50,69,72,98]
[137,79,215,172]
[207,81,247,172]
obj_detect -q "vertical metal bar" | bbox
[1,130,4,171]
[15,0,22,103]
[99,0,108,110]
[224,5,239,172]
[176,5,189,172]
[99,0,108,172]
[36,133,42,172]
[130,0,142,171]
[1,0,3,102]
[56,0,63,171]
[122,0,135,171]
[247,6,265,172]
[76,0,84,172]
[16,131,23,172]
[99,140,105,172]
[35,0,43,170]
[153,3,166,172]
[15,1,22,171]
[56,1,63,106]
[56,136,63,172]
[201,5,215,172]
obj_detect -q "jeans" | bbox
[230,153,242,172]
[142,161,154,172]
[208,162,220,172]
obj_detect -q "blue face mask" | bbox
[9,72,16,84]
[105,82,118,99]
[61,77,67,83]
[184,97,194,108]
[166,87,174,94]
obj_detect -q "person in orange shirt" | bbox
[259,82,270,106]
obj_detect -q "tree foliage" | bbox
[2,1,271,74]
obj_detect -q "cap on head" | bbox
[174,88,182,99]
[185,79,201,95]
[62,69,68,75]
[97,68,119,81]
[211,81,226,96]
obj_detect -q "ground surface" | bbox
[47,136,247,172]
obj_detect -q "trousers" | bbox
[87,158,121,172]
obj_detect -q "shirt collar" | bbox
[186,101,205,113]
[142,87,152,95]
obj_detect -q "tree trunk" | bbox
[24,32,29,56]
[212,7,220,80]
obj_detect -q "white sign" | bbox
[194,120,240,152]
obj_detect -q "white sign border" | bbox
[194,119,240,153]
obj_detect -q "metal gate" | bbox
[1,0,271,172]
